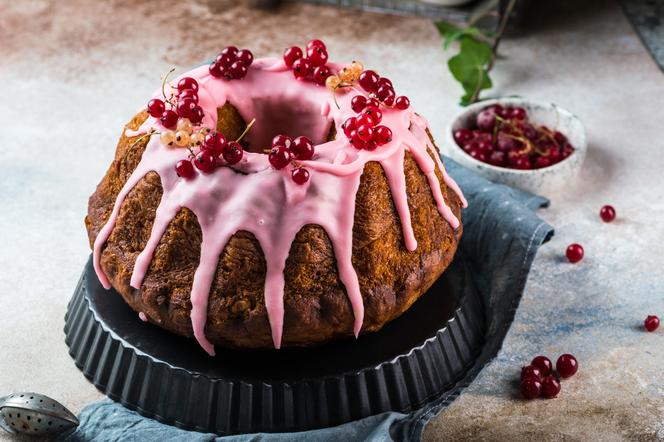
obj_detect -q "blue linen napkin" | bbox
[60,158,553,442]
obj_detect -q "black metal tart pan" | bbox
[64,254,485,435]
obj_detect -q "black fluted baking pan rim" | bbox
[64,255,485,435]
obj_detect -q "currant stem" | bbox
[467,0,517,104]
[161,68,176,101]
[236,118,257,143]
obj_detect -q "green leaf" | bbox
[447,37,493,105]
[435,21,482,50]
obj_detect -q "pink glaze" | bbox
[139,312,148,322]
[93,57,466,355]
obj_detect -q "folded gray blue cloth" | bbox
[60,158,553,442]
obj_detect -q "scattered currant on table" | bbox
[541,375,561,399]
[520,353,578,400]
[521,365,543,382]
[600,205,616,222]
[644,315,659,332]
[520,378,542,400]
[556,354,578,378]
[566,243,584,263]
[531,355,553,376]
[455,104,575,170]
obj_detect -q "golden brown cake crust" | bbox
[85,109,463,349]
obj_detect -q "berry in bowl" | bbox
[445,98,586,194]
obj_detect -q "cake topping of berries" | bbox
[269,146,292,169]
[209,46,254,80]
[292,167,310,185]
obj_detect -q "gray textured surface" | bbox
[0,0,662,441]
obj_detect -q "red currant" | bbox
[566,243,584,263]
[355,113,374,129]
[283,46,303,68]
[600,205,616,222]
[342,117,357,137]
[454,128,473,145]
[216,53,235,68]
[190,106,204,125]
[306,45,328,66]
[292,58,313,79]
[376,77,393,89]
[534,156,552,168]
[177,77,199,93]
[291,136,314,160]
[376,86,396,106]
[541,375,561,399]
[229,61,248,79]
[351,95,368,113]
[306,39,326,51]
[520,378,542,400]
[645,315,660,332]
[147,99,165,118]
[177,97,197,119]
[175,159,195,179]
[521,365,543,382]
[203,132,227,154]
[221,46,239,57]
[362,106,382,125]
[348,130,367,149]
[511,107,527,120]
[488,150,505,166]
[556,354,578,378]
[209,61,226,78]
[364,141,378,151]
[358,70,379,92]
[223,141,243,164]
[292,167,310,185]
[395,96,410,110]
[178,89,198,102]
[476,108,497,131]
[554,131,568,145]
[271,134,292,149]
[236,49,254,67]
[313,65,331,86]
[512,156,531,170]
[367,98,380,108]
[160,110,178,129]
[269,146,292,169]
[194,150,216,173]
[373,126,392,145]
[356,125,373,143]
[531,356,553,376]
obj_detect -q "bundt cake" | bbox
[85,40,467,355]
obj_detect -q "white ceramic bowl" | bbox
[444,98,587,195]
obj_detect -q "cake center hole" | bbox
[240,95,331,153]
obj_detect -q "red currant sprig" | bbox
[268,134,314,185]
[147,71,205,130]
[283,40,332,86]
[357,70,409,109]
[209,46,254,80]
[174,119,255,178]
[342,102,393,150]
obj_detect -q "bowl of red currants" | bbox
[445,98,586,194]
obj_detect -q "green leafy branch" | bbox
[436,0,516,106]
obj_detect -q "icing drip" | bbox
[93,57,466,354]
